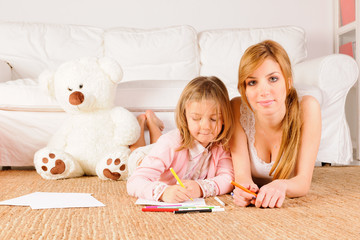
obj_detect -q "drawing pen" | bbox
[153,206,220,209]
[169,168,193,201]
[214,196,225,206]
[142,208,179,212]
[145,205,182,208]
[230,181,258,197]
[174,208,225,214]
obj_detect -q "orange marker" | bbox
[230,181,257,197]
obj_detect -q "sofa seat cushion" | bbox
[0,79,193,112]
[0,79,61,112]
[115,80,189,111]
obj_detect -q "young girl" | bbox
[230,40,321,208]
[127,76,235,203]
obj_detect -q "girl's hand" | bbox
[233,183,259,207]
[255,180,287,208]
[160,185,192,203]
[182,180,202,199]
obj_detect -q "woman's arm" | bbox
[230,97,253,184]
[230,97,259,206]
[285,95,321,197]
[255,95,321,208]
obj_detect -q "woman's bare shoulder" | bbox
[299,95,321,125]
[300,95,320,114]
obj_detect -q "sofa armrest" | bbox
[0,60,12,83]
[293,54,359,164]
[293,54,358,107]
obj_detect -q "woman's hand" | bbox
[255,180,287,208]
[182,180,202,199]
[160,184,192,203]
[233,183,259,207]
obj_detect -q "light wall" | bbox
[0,0,333,60]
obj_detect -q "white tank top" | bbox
[240,102,274,186]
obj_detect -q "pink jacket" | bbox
[127,129,234,200]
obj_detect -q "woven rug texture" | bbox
[0,166,359,240]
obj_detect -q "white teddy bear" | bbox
[34,57,140,180]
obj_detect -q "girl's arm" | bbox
[182,143,234,199]
[255,95,321,208]
[126,135,172,200]
[230,97,259,206]
[127,131,192,202]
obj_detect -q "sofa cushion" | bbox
[0,22,104,80]
[0,79,189,112]
[199,26,307,84]
[104,25,200,82]
[115,80,187,110]
[0,79,61,112]
[0,60,11,83]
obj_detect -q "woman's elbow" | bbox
[287,183,311,198]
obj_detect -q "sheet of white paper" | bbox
[30,192,105,209]
[0,192,40,206]
[135,198,206,206]
[0,192,105,209]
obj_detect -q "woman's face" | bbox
[244,58,288,117]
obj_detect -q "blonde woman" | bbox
[127,76,234,203]
[230,40,321,208]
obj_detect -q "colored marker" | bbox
[230,181,257,197]
[148,205,220,209]
[174,208,225,214]
[170,168,193,201]
[214,196,225,206]
[145,205,182,208]
[142,208,179,212]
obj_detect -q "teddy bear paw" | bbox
[34,148,84,180]
[41,153,66,175]
[96,153,129,181]
[103,158,126,180]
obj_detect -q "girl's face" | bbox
[185,99,223,147]
[245,58,288,116]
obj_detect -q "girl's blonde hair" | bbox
[175,76,234,151]
[238,40,301,179]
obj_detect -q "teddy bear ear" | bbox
[38,69,55,97]
[98,57,123,84]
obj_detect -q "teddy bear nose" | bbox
[69,91,85,105]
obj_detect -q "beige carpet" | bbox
[0,166,359,240]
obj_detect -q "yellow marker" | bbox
[169,168,193,201]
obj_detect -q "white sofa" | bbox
[0,22,358,167]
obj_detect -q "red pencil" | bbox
[142,208,179,212]
[230,181,258,197]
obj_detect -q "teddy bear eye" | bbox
[68,87,72,91]
[79,84,83,89]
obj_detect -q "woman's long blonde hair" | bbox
[238,40,301,179]
[175,76,234,151]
